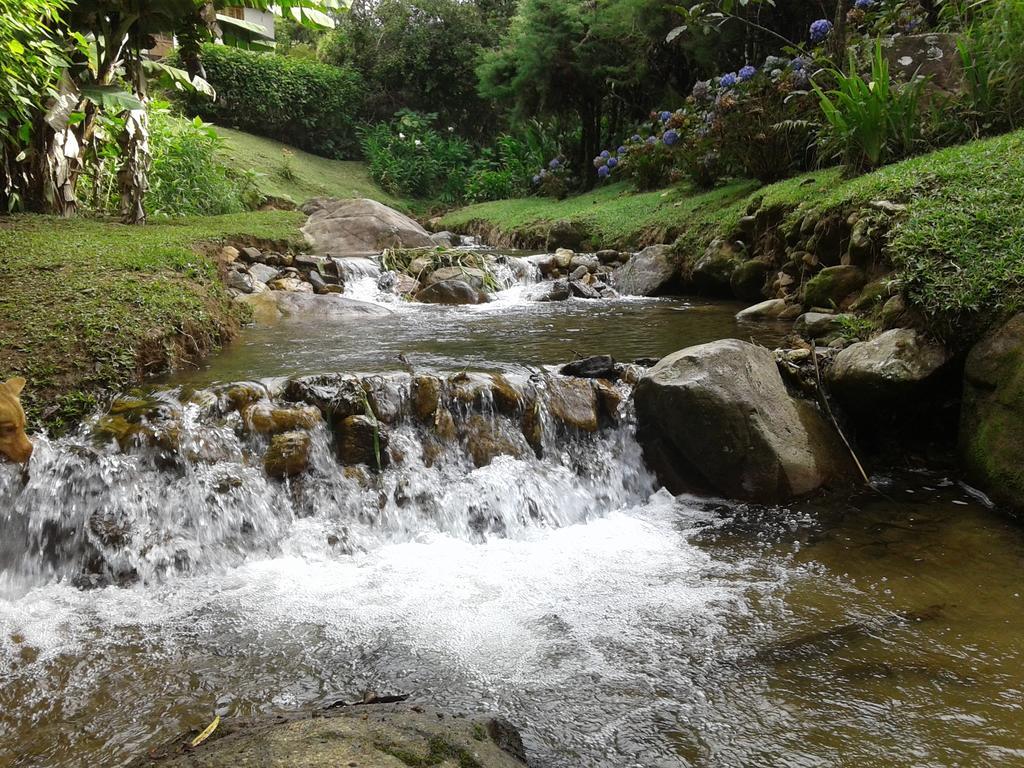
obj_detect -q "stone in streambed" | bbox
[692,238,744,297]
[546,378,599,432]
[423,265,488,290]
[730,259,770,301]
[412,374,442,421]
[560,355,617,380]
[462,414,531,467]
[633,340,855,501]
[611,244,677,296]
[336,414,389,470]
[415,279,489,305]
[803,265,866,309]
[242,402,322,435]
[301,197,434,255]
[263,431,312,479]
[736,298,802,321]
[132,703,528,768]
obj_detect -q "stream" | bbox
[1,250,1022,768]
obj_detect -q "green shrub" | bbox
[814,42,928,171]
[174,44,365,159]
[617,138,676,190]
[464,134,549,203]
[359,110,472,201]
[965,0,1024,128]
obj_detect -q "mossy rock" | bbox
[263,431,312,479]
[960,313,1024,515]
[730,259,770,301]
[803,265,866,309]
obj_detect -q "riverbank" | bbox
[0,211,305,432]
[441,129,1024,344]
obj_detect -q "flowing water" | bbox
[1,251,1022,768]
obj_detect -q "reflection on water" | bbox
[169,292,789,386]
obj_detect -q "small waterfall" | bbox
[0,371,654,595]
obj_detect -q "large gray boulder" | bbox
[415,279,488,305]
[301,198,434,255]
[826,328,953,410]
[960,313,1024,516]
[238,291,392,324]
[133,703,528,768]
[611,244,678,296]
[634,340,854,501]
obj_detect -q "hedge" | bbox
[176,45,366,159]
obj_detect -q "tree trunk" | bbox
[117,109,150,224]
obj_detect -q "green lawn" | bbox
[216,127,408,210]
[0,210,305,432]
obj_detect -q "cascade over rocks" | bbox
[301,197,434,255]
[633,340,855,501]
[133,703,528,768]
[415,279,490,305]
[960,313,1024,515]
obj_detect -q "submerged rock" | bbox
[960,313,1024,515]
[133,703,528,768]
[336,414,389,470]
[301,197,434,255]
[611,244,677,296]
[736,298,801,321]
[633,340,855,501]
[242,402,321,435]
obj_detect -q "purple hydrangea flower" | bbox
[810,19,833,43]
[663,129,679,146]
[659,110,672,122]
[792,56,807,71]
[646,135,657,145]
[532,175,541,185]
[600,149,611,159]
[607,157,618,168]
[854,0,873,8]
[793,70,811,89]
[631,134,642,142]
[597,165,610,178]
[617,145,627,155]
[738,65,757,81]
[548,158,560,170]
[719,72,738,88]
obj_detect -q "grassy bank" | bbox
[441,130,1024,339]
[0,210,305,432]
[216,127,410,211]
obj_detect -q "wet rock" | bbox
[242,402,322,435]
[553,248,575,269]
[433,406,457,442]
[594,379,623,423]
[423,265,488,291]
[431,230,457,247]
[730,259,770,301]
[267,276,314,293]
[307,271,330,294]
[634,340,855,501]
[302,197,434,255]
[415,279,489,305]
[379,272,420,296]
[693,238,744,296]
[238,246,262,262]
[546,219,587,251]
[570,265,589,281]
[546,378,599,432]
[736,298,801,321]
[224,383,268,412]
[803,266,866,309]
[794,312,847,339]
[267,292,393,320]
[596,249,620,265]
[569,254,598,272]
[225,268,256,294]
[286,374,366,420]
[362,374,408,424]
[531,279,570,302]
[960,313,1024,515]
[264,431,312,479]
[490,374,530,416]
[560,355,617,380]
[412,374,442,421]
[133,703,528,768]
[612,244,677,296]
[336,414,389,470]
[462,414,531,467]
[827,329,954,412]
[568,279,600,299]
[248,263,280,285]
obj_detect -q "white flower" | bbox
[414,139,422,146]
[448,126,454,132]
[399,132,406,139]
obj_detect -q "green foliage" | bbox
[618,139,676,191]
[176,44,365,159]
[319,0,509,141]
[464,132,552,203]
[360,111,472,201]
[381,246,502,290]
[814,42,927,171]
[964,0,1024,128]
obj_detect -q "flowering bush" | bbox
[531,155,572,198]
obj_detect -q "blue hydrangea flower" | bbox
[631,134,642,143]
[532,174,541,185]
[548,158,560,170]
[738,65,757,81]
[810,18,833,43]
[659,110,672,122]
[597,165,610,178]
[617,145,627,155]
[645,135,657,145]
[600,149,611,158]
[607,157,618,168]
[792,56,807,71]
[854,0,873,8]
[719,72,738,88]
[793,70,811,89]
[662,129,679,146]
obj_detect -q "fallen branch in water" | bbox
[808,343,871,487]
